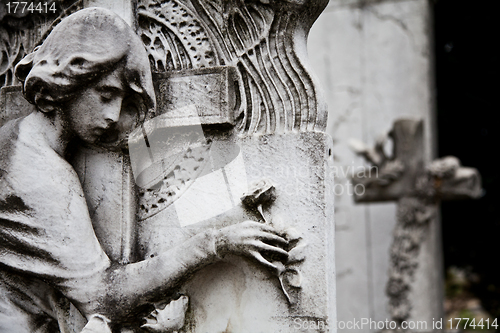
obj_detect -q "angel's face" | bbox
[65,68,125,144]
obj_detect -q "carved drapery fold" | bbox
[138,0,329,134]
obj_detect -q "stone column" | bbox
[308,0,440,331]
[128,0,335,331]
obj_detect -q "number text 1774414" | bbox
[6,2,57,14]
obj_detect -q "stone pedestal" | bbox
[308,0,440,331]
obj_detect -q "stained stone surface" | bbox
[309,0,439,331]
[0,86,35,123]
[135,132,336,332]
[152,68,237,127]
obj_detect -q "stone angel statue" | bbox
[0,7,290,332]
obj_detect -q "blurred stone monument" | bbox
[350,118,481,330]
[1,0,335,332]
[308,0,441,331]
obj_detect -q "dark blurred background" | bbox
[434,0,500,322]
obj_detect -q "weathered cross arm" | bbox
[349,118,482,203]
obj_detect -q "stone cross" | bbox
[350,118,481,329]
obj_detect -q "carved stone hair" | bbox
[14,7,155,113]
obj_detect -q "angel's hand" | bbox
[141,296,189,332]
[215,221,289,272]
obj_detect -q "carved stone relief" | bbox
[137,0,329,134]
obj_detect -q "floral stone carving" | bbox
[241,179,306,305]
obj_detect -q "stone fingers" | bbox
[242,220,288,240]
[249,250,279,272]
[252,241,289,259]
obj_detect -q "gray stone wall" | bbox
[308,0,442,331]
